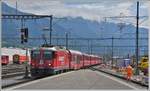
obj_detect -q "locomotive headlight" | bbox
[48,63,51,66]
[31,63,34,66]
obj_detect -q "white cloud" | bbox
[2,0,149,28]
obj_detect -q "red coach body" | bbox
[69,50,83,70]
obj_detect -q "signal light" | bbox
[21,34,24,44]
[21,28,25,44]
[24,28,28,42]
[20,28,28,44]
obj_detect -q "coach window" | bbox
[71,55,74,61]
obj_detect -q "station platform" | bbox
[4,69,147,90]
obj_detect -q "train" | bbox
[30,46,102,77]
[13,54,29,64]
[1,47,30,64]
[1,55,9,65]
[1,54,29,65]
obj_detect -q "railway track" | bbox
[2,64,73,89]
[2,72,27,79]
[2,69,72,89]
[2,70,34,89]
[2,64,30,79]
[2,76,33,89]
[2,64,27,75]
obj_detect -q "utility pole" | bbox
[90,41,93,65]
[49,15,53,46]
[74,40,77,50]
[65,32,68,49]
[136,1,139,75]
[16,1,18,15]
[56,34,59,46]
[20,19,30,79]
[42,34,48,46]
[90,41,93,55]
[88,40,90,54]
[111,36,114,68]
[24,47,30,79]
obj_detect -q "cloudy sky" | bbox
[2,0,150,28]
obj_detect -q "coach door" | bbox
[77,55,80,64]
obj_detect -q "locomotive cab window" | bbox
[31,50,40,59]
[43,50,54,60]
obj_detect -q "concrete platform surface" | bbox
[4,69,146,90]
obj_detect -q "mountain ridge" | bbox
[2,2,148,56]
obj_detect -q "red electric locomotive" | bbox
[30,46,102,77]
[30,46,70,76]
